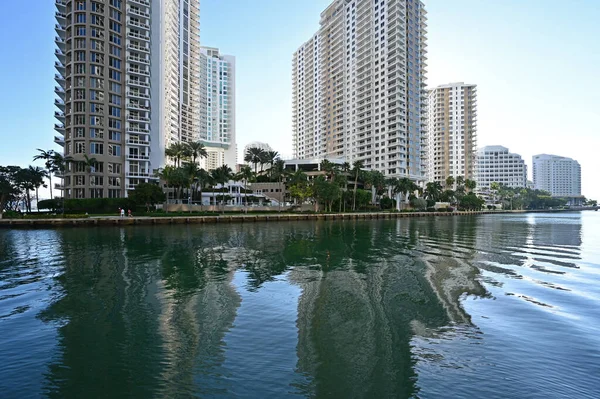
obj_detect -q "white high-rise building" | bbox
[199,46,237,170]
[426,82,477,185]
[475,146,527,190]
[150,0,202,169]
[292,0,428,181]
[533,154,581,196]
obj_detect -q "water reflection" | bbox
[2,213,595,398]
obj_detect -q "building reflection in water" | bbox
[36,218,491,398]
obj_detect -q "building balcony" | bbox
[55,49,66,62]
[126,91,150,99]
[54,85,65,99]
[54,136,65,147]
[54,124,65,133]
[127,7,150,18]
[127,43,150,53]
[127,114,150,123]
[54,61,65,73]
[55,11,66,22]
[126,171,151,178]
[55,36,66,50]
[127,137,150,146]
[127,55,150,65]
[54,183,65,190]
[55,24,65,38]
[55,0,66,10]
[126,79,150,88]
[127,19,150,31]
[127,67,149,76]
[54,111,65,121]
[127,153,150,160]
[127,31,150,42]
[54,98,65,109]
[129,0,150,7]
[127,126,150,134]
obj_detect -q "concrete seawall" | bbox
[0,211,517,229]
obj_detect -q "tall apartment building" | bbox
[426,82,477,185]
[475,146,527,190]
[292,0,428,180]
[199,46,237,170]
[533,154,581,196]
[54,0,201,199]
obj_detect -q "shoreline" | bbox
[0,209,584,229]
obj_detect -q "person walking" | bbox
[120,208,125,218]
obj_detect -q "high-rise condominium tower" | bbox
[54,0,201,199]
[199,47,236,170]
[426,82,477,184]
[292,0,428,180]
[475,146,527,191]
[533,154,581,196]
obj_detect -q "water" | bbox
[1,213,599,398]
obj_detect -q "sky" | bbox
[0,0,598,199]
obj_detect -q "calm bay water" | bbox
[1,213,599,398]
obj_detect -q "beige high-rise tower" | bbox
[292,0,428,181]
[54,0,201,199]
[426,82,477,184]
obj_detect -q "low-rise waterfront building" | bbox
[475,145,527,190]
[532,154,581,196]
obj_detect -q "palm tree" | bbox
[244,147,265,175]
[465,178,477,193]
[33,149,56,199]
[351,160,364,211]
[237,165,254,209]
[27,166,47,210]
[165,142,191,167]
[197,168,211,209]
[211,165,232,212]
[263,150,280,178]
[186,141,208,164]
[320,160,336,180]
[182,162,200,203]
[271,159,286,212]
[424,181,443,203]
[445,175,455,189]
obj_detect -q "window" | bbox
[90,188,104,199]
[109,176,121,186]
[110,0,122,9]
[108,163,122,174]
[109,57,121,69]
[109,21,121,33]
[74,63,86,74]
[108,144,121,156]
[110,9,122,21]
[75,115,86,125]
[109,119,121,129]
[109,106,121,117]
[109,70,121,81]
[74,102,86,112]
[109,94,121,105]
[108,189,121,198]
[75,142,86,154]
[109,131,121,141]
[90,128,104,139]
[110,34,121,45]
[110,45,121,57]
[75,127,85,138]
[110,82,122,92]
[75,51,86,61]
[90,176,103,186]
[76,27,86,36]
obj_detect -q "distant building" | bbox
[532,154,581,196]
[426,82,478,184]
[200,47,237,171]
[475,146,527,190]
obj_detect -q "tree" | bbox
[445,176,455,189]
[313,175,340,212]
[410,197,427,210]
[26,166,48,209]
[236,165,254,209]
[424,182,443,205]
[459,192,485,211]
[320,160,337,180]
[182,161,201,202]
[263,150,280,178]
[211,165,232,211]
[286,169,309,206]
[129,183,166,212]
[0,166,23,217]
[351,160,364,211]
[271,159,286,212]
[33,149,56,199]
[165,142,191,167]
[244,146,265,175]
[16,167,47,212]
[156,165,187,203]
[185,141,208,164]
[465,178,477,193]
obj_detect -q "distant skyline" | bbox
[0,0,598,199]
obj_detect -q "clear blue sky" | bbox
[1,1,598,199]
